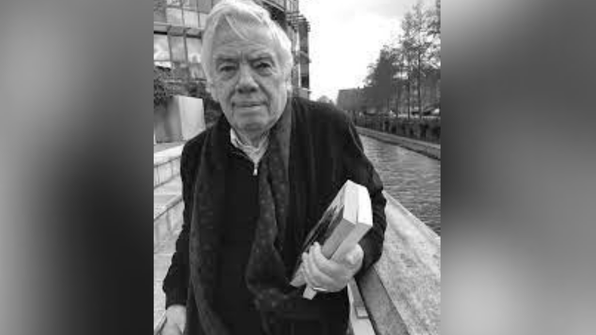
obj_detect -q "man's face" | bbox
[209,23,288,139]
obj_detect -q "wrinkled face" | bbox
[209,23,288,139]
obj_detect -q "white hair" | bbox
[200,0,293,87]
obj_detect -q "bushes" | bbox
[355,115,441,143]
[154,66,187,108]
[154,66,214,109]
[395,118,440,143]
[153,67,170,107]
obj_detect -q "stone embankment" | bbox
[356,127,440,160]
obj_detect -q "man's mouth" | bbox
[235,102,263,108]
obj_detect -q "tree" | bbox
[316,95,334,105]
[398,0,440,119]
[425,0,441,102]
[363,46,399,114]
[359,0,441,124]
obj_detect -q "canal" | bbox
[360,135,441,235]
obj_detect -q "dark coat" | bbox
[163,97,387,335]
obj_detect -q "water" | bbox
[360,135,441,235]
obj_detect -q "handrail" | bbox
[356,192,440,335]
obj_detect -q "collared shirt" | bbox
[229,128,269,175]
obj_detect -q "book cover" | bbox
[289,180,372,299]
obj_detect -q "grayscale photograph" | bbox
[153,0,440,334]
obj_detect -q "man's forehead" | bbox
[214,46,276,61]
[212,30,277,61]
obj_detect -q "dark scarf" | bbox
[188,102,321,334]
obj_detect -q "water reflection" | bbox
[361,135,441,234]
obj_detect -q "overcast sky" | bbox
[300,0,426,102]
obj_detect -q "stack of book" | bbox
[290,180,373,299]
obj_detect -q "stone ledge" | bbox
[154,144,184,188]
[154,178,183,251]
[154,230,183,334]
[154,157,182,188]
[154,200,183,250]
[356,127,440,160]
[153,145,184,164]
[356,192,440,335]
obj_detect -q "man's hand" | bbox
[302,242,364,293]
[161,305,186,335]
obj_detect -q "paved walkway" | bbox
[154,143,184,331]
[153,177,183,327]
[154,230,179,330]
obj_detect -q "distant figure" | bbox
[161,1,386,334]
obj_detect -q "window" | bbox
[198,0,212,13]
[199,13,208,30]
[166,7,184,26]
[169,35,187,62]
[154,5,166,23]
[154,34,170,61]
[184,0,198,10]
[183,10,199,28]
[186,37,201,63]
[189,63,205,79]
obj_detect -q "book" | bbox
[289,179,373,299]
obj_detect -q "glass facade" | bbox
[169,36,186,61]
[185,0,198,10]
[166,7,184,26]
[154,33,204,78]
[198,13,208,29]
[197,0,212,13]
[184,11,199,28]
[154,34,170,61]
[154,6,166,23]
[186,38,201,63]
[159,0,204,27]
[153,0,308,96]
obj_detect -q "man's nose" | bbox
[236,64,258,93]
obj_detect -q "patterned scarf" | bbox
[188,102,322,334]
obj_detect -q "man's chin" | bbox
[236,119,268,134]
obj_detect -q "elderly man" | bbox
[161,1,386,334]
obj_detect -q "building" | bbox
[337,87,366,118]
[153,0,310,98]
[295,13,311,98]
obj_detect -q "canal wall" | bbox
[356,127,441,161]
[357,191,440,335]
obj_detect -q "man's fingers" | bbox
[303,249,336,290]
[161,322,182,335]
[341,244,364,269]
[311,243,343,277]
[302,252,318,289]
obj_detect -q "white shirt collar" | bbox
[229,128,269,164]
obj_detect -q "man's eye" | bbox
[219,65,236,73]
[255,62,272,70]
